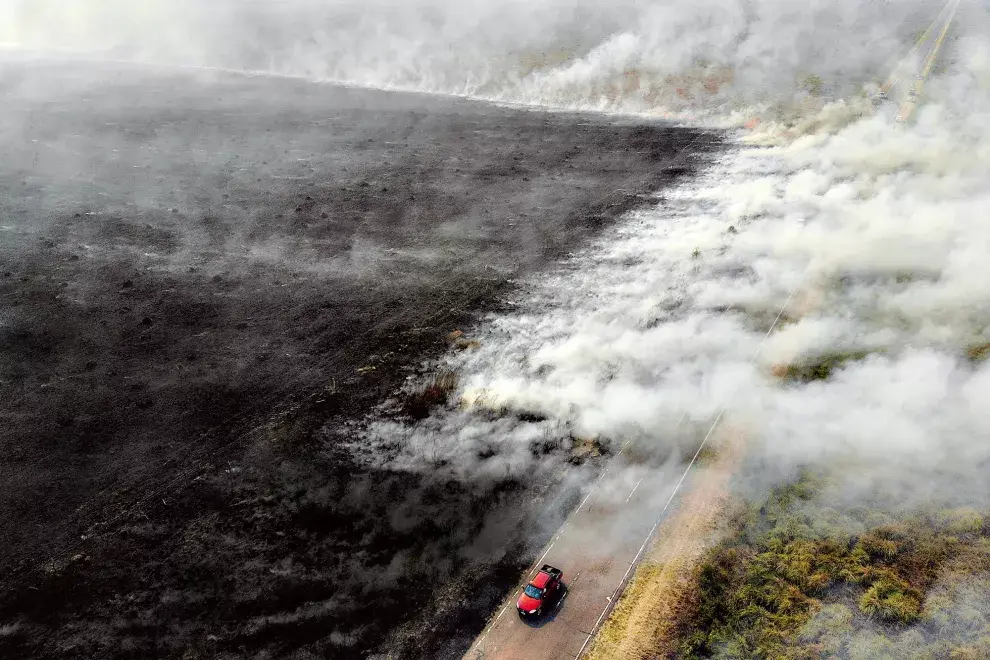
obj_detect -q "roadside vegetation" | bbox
[674,473,990,659]
[966,343,990,362]
[770,351,874,383]
[585,432,745,660]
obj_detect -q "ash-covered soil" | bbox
[0,60,720,659]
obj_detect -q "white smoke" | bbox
[5,1,989,655]
[0,0,956,121]
[7,0,989,587]
[6,0,983,497]
[341,2,990,518]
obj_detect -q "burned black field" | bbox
[0,61,719,659]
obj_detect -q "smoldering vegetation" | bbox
[0,60,719,658]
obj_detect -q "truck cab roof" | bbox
[531,571,553,588]
[530,564,562,589]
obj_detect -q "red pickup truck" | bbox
[516,564,564,618]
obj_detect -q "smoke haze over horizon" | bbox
[1,0,972,121]
[3,0,990,655]
[6,0,988,556]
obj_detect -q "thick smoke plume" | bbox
[0,0,957,120]
[10,0,977,555]
[4,0,990,654]
[339,0,990,529]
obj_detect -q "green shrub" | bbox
[966,343,990,362]
[778,351,871,383]
[856,534,900,561]
[858,575,922,624]
[934,508,985,536]
[898,535,954,590]
[801,74,825,97]
[676,483,989,658]
[874,524,910,540]
[759,472,821,519]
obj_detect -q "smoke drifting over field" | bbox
[4,0,990,656]
[347,0,990,589]
[0,0,956,120]
[327,0,990,504]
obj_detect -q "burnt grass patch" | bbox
[0,61,722,659]
[401,369,460,420]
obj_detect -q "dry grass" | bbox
[569,436,604,464]
[401,369,458,420]
[447,329,481,352]
[967,343,990,362]
[770,350,872,384]
[515,47,576,76]
[676,491,990,658]
[584,431,745,660]
[858,574,923,623]
[589,64,734,107]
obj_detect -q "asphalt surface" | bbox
[0,59,720,659]
[462,456,682,660]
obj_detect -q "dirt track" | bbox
[0,60,720,659]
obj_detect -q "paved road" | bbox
[462,455,683,660]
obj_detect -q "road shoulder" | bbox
[584,431,745,660]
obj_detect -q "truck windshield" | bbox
[523,585,543,599]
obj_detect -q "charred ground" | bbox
[0,60,720,659]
